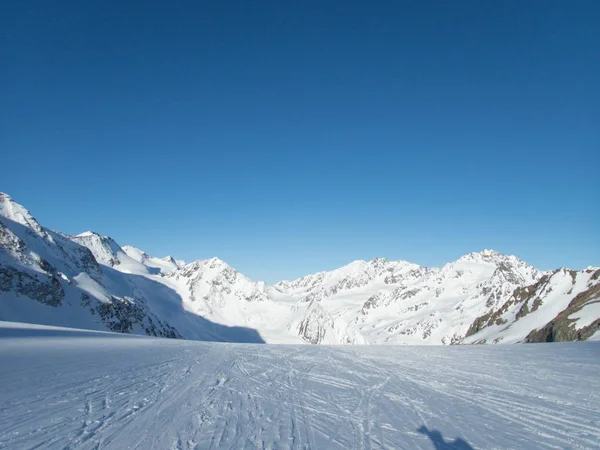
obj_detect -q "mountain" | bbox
[72,231,150,274]
[0,193,263,343]
[283,250,547,345]
[1,192,598,344]
[464,266,600,343]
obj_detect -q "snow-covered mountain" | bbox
[465,266,600,344]
[72,231,150,274]
[1,192,598,344]
[0,193,263,343]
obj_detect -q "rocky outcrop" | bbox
[0,266,64,306]
[464,270,563,339]
[526,270,600,342]
[298,300,334,344]
[464,268,600,344]
[81,293,181,338]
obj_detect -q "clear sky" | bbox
[1,1,598,283]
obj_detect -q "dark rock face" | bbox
[0,266,64,307]
[526,318,600,342]
[465,273,555,338]
[81,293,181,339]
[360,295,380,314]
[0,267,13,292]
[526,273,600,343]
[0,222,27,254]
[465,268,600,344]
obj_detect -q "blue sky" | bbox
[1,1,598,283]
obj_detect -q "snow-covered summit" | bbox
[71,231,149,274]
[275,257,422,297]
[168,257,271,307]
[121,245,184,275]
[0,192,46,237]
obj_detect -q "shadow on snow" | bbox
[418,425,474,450]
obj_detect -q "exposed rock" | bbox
[81,292,181,338]
[0,266,64,306]
[298,300,334,344]
[526,272,600,343]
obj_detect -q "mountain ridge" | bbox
[1,192,598,345]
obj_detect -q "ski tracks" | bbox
[1,340,599,449]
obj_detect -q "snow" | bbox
[72,232,149,275]
[73,273,112,304]
[122,245,183,275]
[465,269,598,344]
[0,321,599,449]
[569,297,600,329]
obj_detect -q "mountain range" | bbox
[1,192,598,345]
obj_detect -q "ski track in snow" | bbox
[0,326,599,449]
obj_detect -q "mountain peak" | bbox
[122,245,148,257]
[74,231,121,248]
[458,249,506,263]
[204,256,231,268]
[76,231,100,238]
[370,257,388,266]
[0,193,44,234]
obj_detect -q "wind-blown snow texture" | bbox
[1,322,599,449]
[1,191,599,345]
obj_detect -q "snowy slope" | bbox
[465,267,600,344]
[165,258,303,343]
[1,191,599,345]
[0,193,263,343]
[122,245,184,275]
[72,232,150,274]
[1,321,599,449]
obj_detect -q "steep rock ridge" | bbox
[1,192,598,345]
[464,268,600,344]
[525,269,600,342]
[0,194,102,279]
[297,299,333,344]
[0,195,177,337]
[72,232,150,274]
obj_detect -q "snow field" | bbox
[1,322,599,449]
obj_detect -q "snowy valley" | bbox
[1,192,600,449]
